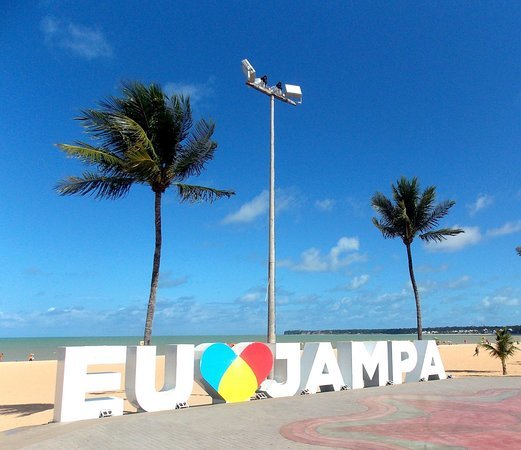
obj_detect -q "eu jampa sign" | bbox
[54,340,446,423]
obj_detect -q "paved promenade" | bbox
[2,377,520,449]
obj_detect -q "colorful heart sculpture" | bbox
[200,342,273,403]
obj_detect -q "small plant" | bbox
[480,328,519,375]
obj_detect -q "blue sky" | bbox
[1,1,521,337]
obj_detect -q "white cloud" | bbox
[222,189,299,225]
[222,190,268,224]
[0,311,25,328]
[417,264,448,273]
[349,274,370,289]
[315,198,335,212]
[416,280,437,294]
[467,194,493,216]
[159,272,188,289]
[330,237,360,266]
[373,289,409,304]
[415,276,472,293]
[424,220,521,252]
[237,287,265,303]
[288,248,328,272]
[164,78,214,105]
[280,236,365,272]
[41,17,112,59]
[446,275,471,289]
[239,292,262,303]
[481,295,520,308]
[487,220,521,237]
[425,226,481,252]
[276,188,301,212]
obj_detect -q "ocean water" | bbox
[0,333,501,362]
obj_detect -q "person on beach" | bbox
[473,345,479,356]
[0,352,3,361]
[28,353,34,361]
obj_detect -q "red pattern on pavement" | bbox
[280,388,521,449]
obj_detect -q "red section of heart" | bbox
[239,343,274,386]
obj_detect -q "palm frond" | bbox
[418,200,456,233]
[393,177,419,207]
[175,183,235,203]
[372,192,407,238]
[125,149,161,182]
[419,227,464,243]
[119,81,158,128]
[371,192,396,221]
[56,143,123,169]
[372,217,400,239]
[56,172,133,199]
[480,328,519,359]
[170,95,193,144]
[480,343,501,359]
[78,109,131,158]
[414,186,436,227]
[112,113,158,160]
[174,120,217,180]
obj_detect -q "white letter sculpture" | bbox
[54,346,126,423]
[125,344,194,412]
[388,340,418,384]
[406,340,446,382]
[299,342,345,393]
[260,343,301,397]
[338,341,389,389]
[53,339,448,425]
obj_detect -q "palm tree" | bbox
[56,81,234,345]
[371,176,464,340]
[480,328,519,375]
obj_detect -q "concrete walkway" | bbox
[2,377,520,449]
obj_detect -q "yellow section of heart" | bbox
[218,357,258,402]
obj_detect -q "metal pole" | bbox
[267,94,276,344]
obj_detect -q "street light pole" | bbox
[268,93,276,343]
[241,59,302,344]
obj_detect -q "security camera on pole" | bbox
[241,59,302,344]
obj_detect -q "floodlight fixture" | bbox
[284,84,302,103]
[242,59,302,106]
[241,59,256,82]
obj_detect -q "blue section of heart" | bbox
[200,343,237,391]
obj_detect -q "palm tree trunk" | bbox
[143,191,162,346]
[502,358,507,375]
[406,243,422,340]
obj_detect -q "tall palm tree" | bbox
[371,176,463,340]
[56,81,234,345]
[480,328,519,375]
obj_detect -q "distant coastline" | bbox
[284,325,521,335]
[2,329,521,362]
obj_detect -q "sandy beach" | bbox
[1,343,520,433]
